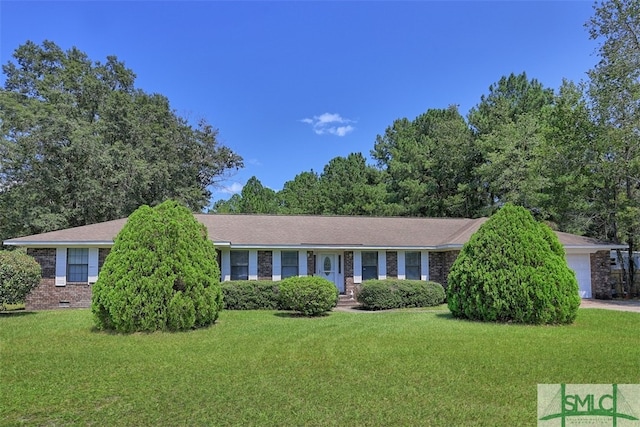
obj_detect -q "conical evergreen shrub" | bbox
[92,200,222,332]
[447,204,580,324]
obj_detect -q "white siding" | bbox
[566,254,592,298]
[248,250,258,280]
[298,251,307,276]
[221,250,231,282]
[354,251,362,284]
[397,250,406,280]
[421,251,429,281]
[88,248,99,283]
[272,250,282,281]
[55,248,67,286]
[378,251,387,280]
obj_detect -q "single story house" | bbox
[3,214,621,310]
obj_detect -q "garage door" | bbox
[566,254,592,298]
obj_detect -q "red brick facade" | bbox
[386,251,398,278]
[591,250,612,299]
[258,250,272,280]
[428,251,460,288]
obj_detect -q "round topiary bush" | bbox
[0,250,41,309]
[446,203,580,324]
[91,200,222,332]
[357,279,445,310]
[278,276,338,316]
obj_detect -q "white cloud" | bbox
[300,112,356,136]
[220,182,243,194]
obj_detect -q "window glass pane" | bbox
[231,266,249,281]
[67,248,89,282]
[406,266,421,280]
[362,251,377,266]
[281,266,298,279]
[362,266,378,281]
[281,251,298,267]
[405,252,420,267]
[230,251,249,266]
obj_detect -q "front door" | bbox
[317,253,344,293]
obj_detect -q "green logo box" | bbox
[538,384,640,426]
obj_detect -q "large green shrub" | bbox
[221,280,281,310]
[357,280,445,310]
[278,276,338,316]
[91,200,222,332]
[0,250,41,309]
[447,204,580,324]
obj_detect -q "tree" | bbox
[586,0,640,295]
[279,171,324,215]
[238,176,280,214]
[0,40,243,241]
[0,250,41,309]
[372,106,483,217]
[91,200,222,332]
[447,204,580,324]
[468,73,555,214]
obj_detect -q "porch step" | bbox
[337,294,360,308]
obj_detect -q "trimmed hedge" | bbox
[279,276,338,316]
[91,200,222,332]
[357,279,445,310]
[446,203,580,324]
[0,250,41,309]
[221,280,281,310]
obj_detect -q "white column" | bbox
[378,251,387,280]
[421,251,429,281]
[272,250,282,281]
[248,250,258,280]
[55,248,67,286]
[221,250,231,282]
[354,251,362,283]
[298,251,307,276]
[88,248,99,283]
[397,250,406,280]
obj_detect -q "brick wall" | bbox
[386,251,397,278]
[428,251,460,288]
[307,251,314,277]
[258,250,272,280]
[344,251,355,296]
[98,248,110,270]
[27,248,55,278]
[591,250,612,299]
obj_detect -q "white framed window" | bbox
[281,251,298,279]
[362,251,378,281]
[67,248,89,282]
[230,251,249,280]
[405,251,421,280]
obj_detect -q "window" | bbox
[67,248,89,282]
[281,251,298,279]
[362,251,378,281]
[230,251,249,280]
[405,251,421,280]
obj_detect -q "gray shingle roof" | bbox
[3,214,615,250]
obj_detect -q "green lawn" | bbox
[1,307,639,426]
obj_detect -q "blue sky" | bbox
[1,1,599,207]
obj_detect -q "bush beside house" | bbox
[221,280,282,310]
[446,204,580,324]
[0,250,41,310]
[357,279,445,310]
[91,200,222,332]
[279,276,338,316]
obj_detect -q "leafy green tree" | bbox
[0,250,41,309]
[586,0,640,293]
[239,176,280,214]
[372,106,483,217]
[447,204,580,324]
[278,171,324,215]
[92,200,222,332]
[0,40,242,241]
[468,73,555,214]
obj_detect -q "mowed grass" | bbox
[1,307,639,426]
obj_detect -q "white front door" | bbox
[317,253,344,293]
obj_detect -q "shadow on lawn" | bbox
[273,311,332,319]
[0,310,36,317]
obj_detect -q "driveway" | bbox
[579,298,640,313]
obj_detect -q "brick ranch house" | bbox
[3,214,621,310]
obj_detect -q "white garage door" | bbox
[566,254,592,298]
